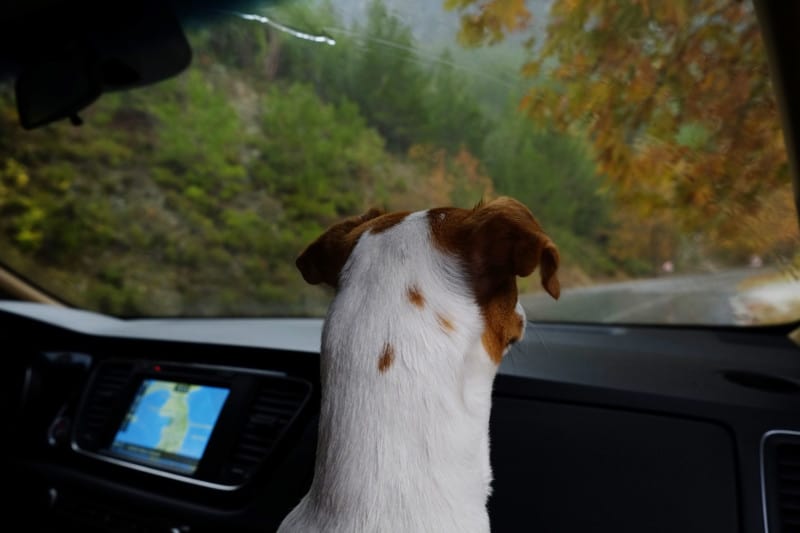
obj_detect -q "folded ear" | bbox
[296,208,383,288]
[470,201,561,300]
[524,234,561,299]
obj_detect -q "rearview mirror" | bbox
[14,0,192,130]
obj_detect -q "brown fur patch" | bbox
[407,285,425,308]
[427,197,559,364]
[296,210,409,288]
[378,342,395,373]
[436,313,455,334]
[480,292,525,364]
[479,294,528,362]
[367,211,410,234]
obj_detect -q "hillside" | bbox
[1,0,796,318]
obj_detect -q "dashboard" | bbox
[2,300,799,533]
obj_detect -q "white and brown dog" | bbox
[278,197,560,533]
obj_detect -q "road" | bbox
[519,267,799,326]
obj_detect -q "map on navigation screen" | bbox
[109,378,230,474]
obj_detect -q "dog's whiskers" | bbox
[507,339,520,372]
[529,321,553,360]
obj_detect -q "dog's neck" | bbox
[303,212,503,532]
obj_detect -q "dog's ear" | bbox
[520,232,561,299]
[469,198,561,300]
[296,208,383,288]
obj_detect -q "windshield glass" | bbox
[1,0,798,325]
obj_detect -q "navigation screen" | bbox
[109,379,230,474]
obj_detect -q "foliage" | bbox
[400,144,495,209]
[422,50,491,154]
[275,0,490,154]
[482,106,610,242]
[445,0,532,46]
[255,83,387,223]
[345,0,430,151]
[448,0,800,264]
[7,0,792,317]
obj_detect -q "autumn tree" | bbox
[407,144,496,207]
[447,0,798,263]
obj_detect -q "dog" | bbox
[277,196,560,533]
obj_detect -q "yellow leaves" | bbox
[753,189,800,249]
[16,171,29,188]
[13,204,46,251]
[586,80,612,110]
[1,158,30,208]
[458,17,492,47]
[443,0,472,10]
[15,228,43,250]
[449,0,533,46]
[628,61,657,104]
[3,158,29,186]
[450,0,791,262]
[520,60,540,79]
[690,184,714,208]
[490,0,532,31]
[714,187,800,257]
[653,1,689,28]
[545,1,782,243]
[608,205,678,267]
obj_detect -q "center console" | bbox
[71,359,312,491]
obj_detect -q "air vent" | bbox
[74,361,134,451]
[763,431,800,533]
[223,377,311,484]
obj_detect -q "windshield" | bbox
[1,0,798,325]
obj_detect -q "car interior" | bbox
[1,0,799,532]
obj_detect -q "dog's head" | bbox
[296,197,560,364]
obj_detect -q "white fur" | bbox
[277,211,524,533]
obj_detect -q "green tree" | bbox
[144,70,249,197]
[345,0,430,151]
[482,106,611,243]
[273,0,356,97]
[422,49,490,154]
[275,0,491,156]
[255,82,388,225]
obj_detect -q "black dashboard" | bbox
[2,301,799,533]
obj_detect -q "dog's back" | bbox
[279,198,560,533]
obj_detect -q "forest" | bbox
[0,0,797,317]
